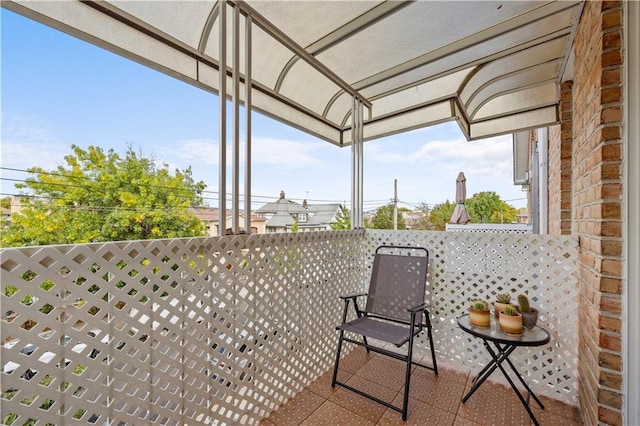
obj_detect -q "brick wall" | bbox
[572,1,624,424]
[548,82,573,236]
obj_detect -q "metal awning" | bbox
[3,0,582,145]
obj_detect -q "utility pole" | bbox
[393,179,398,230]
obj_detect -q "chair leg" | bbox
[402,322,417,421]
[427,324,438,376]
[424,311,438,375]
[332,331,345,388]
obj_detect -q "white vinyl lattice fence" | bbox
[1,229,578,425]
[1,231,364,425]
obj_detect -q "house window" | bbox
[299,213,307,223]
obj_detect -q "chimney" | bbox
[280,190,285,199]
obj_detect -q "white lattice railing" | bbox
[1,229,578,425]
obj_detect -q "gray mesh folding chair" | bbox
[331,245,438,421]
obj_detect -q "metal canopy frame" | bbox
[2,0,584,232]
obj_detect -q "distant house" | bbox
[255,191,337,233]
[305,202,342,230]
[402,210,426,229]
[516,207,529,224]
[189,208,266,236]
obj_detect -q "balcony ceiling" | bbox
[4,0,582,145]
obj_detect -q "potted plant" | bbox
[494,293,512,318]
[469,300,490,327]
[499,305,523,334]
[517,294,539,329]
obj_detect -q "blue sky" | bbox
[1,9,527,211]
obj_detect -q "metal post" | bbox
[393,179,398,230]
[531,141,539,234]
[218,0,227,236]
[350,99,365,229]
[351,97,357,229]
[358,101,364,228]
[231,4,240,235]
[537,128,548,234]
[244,14,252,235]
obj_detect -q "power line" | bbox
[0,167,364,206]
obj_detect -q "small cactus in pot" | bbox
[499,304,523,334]
[517,294,539,329]
[469,300,491,327]
[494,293,512,318]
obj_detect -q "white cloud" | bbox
[252,136,330,171]
[170,139,218,165]
[0,114,71,193]
[162,135,330,171]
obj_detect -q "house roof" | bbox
[4,1,583,144]
[265,211,295,228]
[256,191,309,215]
[307,203,342,224]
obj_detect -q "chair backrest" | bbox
[365,246,429,322]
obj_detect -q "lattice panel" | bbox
[1,229,579,425]
[1,230,364,425]
[365,230,580,404]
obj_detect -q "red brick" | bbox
[601,106,622,123]
[599,352,622,370]
[598,388,622,408]
[600,183,621,198]
[602,50,622,67]
[603,30,622,49]
[601,143,621,161]
[598,406,622,425]
[600,240,622,256]
[599,368,622,388]
[600,163,620,180]
[601,257,622,274]
[600,202,621,218]
[601,125,621,140]
[602,10,622,30]
[599,276,622,293]
[599,316,622,333]
[599,295,621,315]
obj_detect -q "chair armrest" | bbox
[339,292,367,300]
[407,302,430,313]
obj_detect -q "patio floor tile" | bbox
[263,349,583,425]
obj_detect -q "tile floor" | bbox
[262,347,582,425]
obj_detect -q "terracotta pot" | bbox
[469,307,491,327]
[494,302,511,318]
[499,311,523,334]
[521,308,539,329]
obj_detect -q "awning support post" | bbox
[232,4,240,235]
[218,0,227,236]
[351,98,364,229]
[244,14,252,235]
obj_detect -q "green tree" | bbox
[490,201,518,224]
[428,200,455,231]
[2,145,206,247]
[369,204,407,230]
[465,191,517,223]
[330,204,351,230]
[1,197,10,210]
[465,191,501,223]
